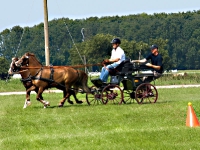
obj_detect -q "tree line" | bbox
[1,10,200,77]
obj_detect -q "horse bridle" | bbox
[15,55,29,68]
[8,58,28,75]
[15,54,45,79]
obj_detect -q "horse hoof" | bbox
[58,104,63,107]
[77,101,83,104]
[23,101,31,109]
[68,101,74,105]
[27,101,31,106]
[44,101,50,107]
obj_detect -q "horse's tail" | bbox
[76,70,91,93]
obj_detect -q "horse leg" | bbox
[23,90,31,109]
[66,89,82,104]
[59,90,69,107]
[36,87,50,108]
[67,97,73,104]
[71,88,83,104]
[58,90,73,107]
[23,85,36,109]
[66,90,74,105]
[24,86,45,108]
[35,87,44,100]
[60,89,78,105]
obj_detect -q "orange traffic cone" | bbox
[186,102,200,127]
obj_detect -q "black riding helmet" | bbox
[111,38,121,44]
[150,44,158,50]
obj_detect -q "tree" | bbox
[0,57,9,79]
[69,34,113,66]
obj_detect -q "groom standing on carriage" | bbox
[100,38,126,83]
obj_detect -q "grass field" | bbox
[0,88,200,150]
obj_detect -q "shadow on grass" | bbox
[28,99,175,109]
[30,103,90,109]
[122,99,174,105]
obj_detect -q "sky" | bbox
[0,0,199,32]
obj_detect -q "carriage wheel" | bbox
[101,84,123,105]
[135,83,158,104]
[86,86,103,105]
[123,90,137,104]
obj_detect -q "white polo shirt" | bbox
[110,47,125,64]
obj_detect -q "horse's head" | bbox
[15,53,30,68]
[8,57,20,75]
[14,52,43,75]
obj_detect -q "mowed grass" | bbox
[0,88,200,150]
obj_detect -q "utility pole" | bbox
[139,45,142,60]
[43,0,50,66]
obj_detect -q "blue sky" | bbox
[0,0,199,32]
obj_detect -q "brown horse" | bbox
[8,57,87,108]
[14,52,90,108]
[8,57,45,108]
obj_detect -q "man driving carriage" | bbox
[132,44,163,82]
[100,38,125,82]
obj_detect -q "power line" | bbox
[55,0,89,73]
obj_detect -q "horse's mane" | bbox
[12,57,18,61]
[25,52,35,56]
[25,52,43,66]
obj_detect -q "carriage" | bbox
[86,59,158,105]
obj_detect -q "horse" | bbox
[8,57,87,108]
[8,57,42,108]
[14,52,91,108]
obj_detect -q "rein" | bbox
[20,63,102,69]
[11,69,29,74]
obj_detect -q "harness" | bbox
[9,69,32,84]
[20,76,32,83]
[30,66,81,90]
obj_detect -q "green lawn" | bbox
[0,88,200,149]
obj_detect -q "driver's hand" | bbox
[131,60,138,63]
[145,63,153,67]
[104,59,110,63]
[101,60,106,66]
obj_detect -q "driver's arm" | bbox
[131,58,147,63]
[146,63,161,70]
[109,58,120,62]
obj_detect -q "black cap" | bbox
[150,44,158,50]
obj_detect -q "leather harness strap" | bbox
[31,67,65,88]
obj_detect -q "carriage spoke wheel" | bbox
[86,86,103,105]
[123,90,137,104]
[101,85,123,105]
[135,83,158,104]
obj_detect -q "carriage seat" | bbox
[109,59,134,76]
